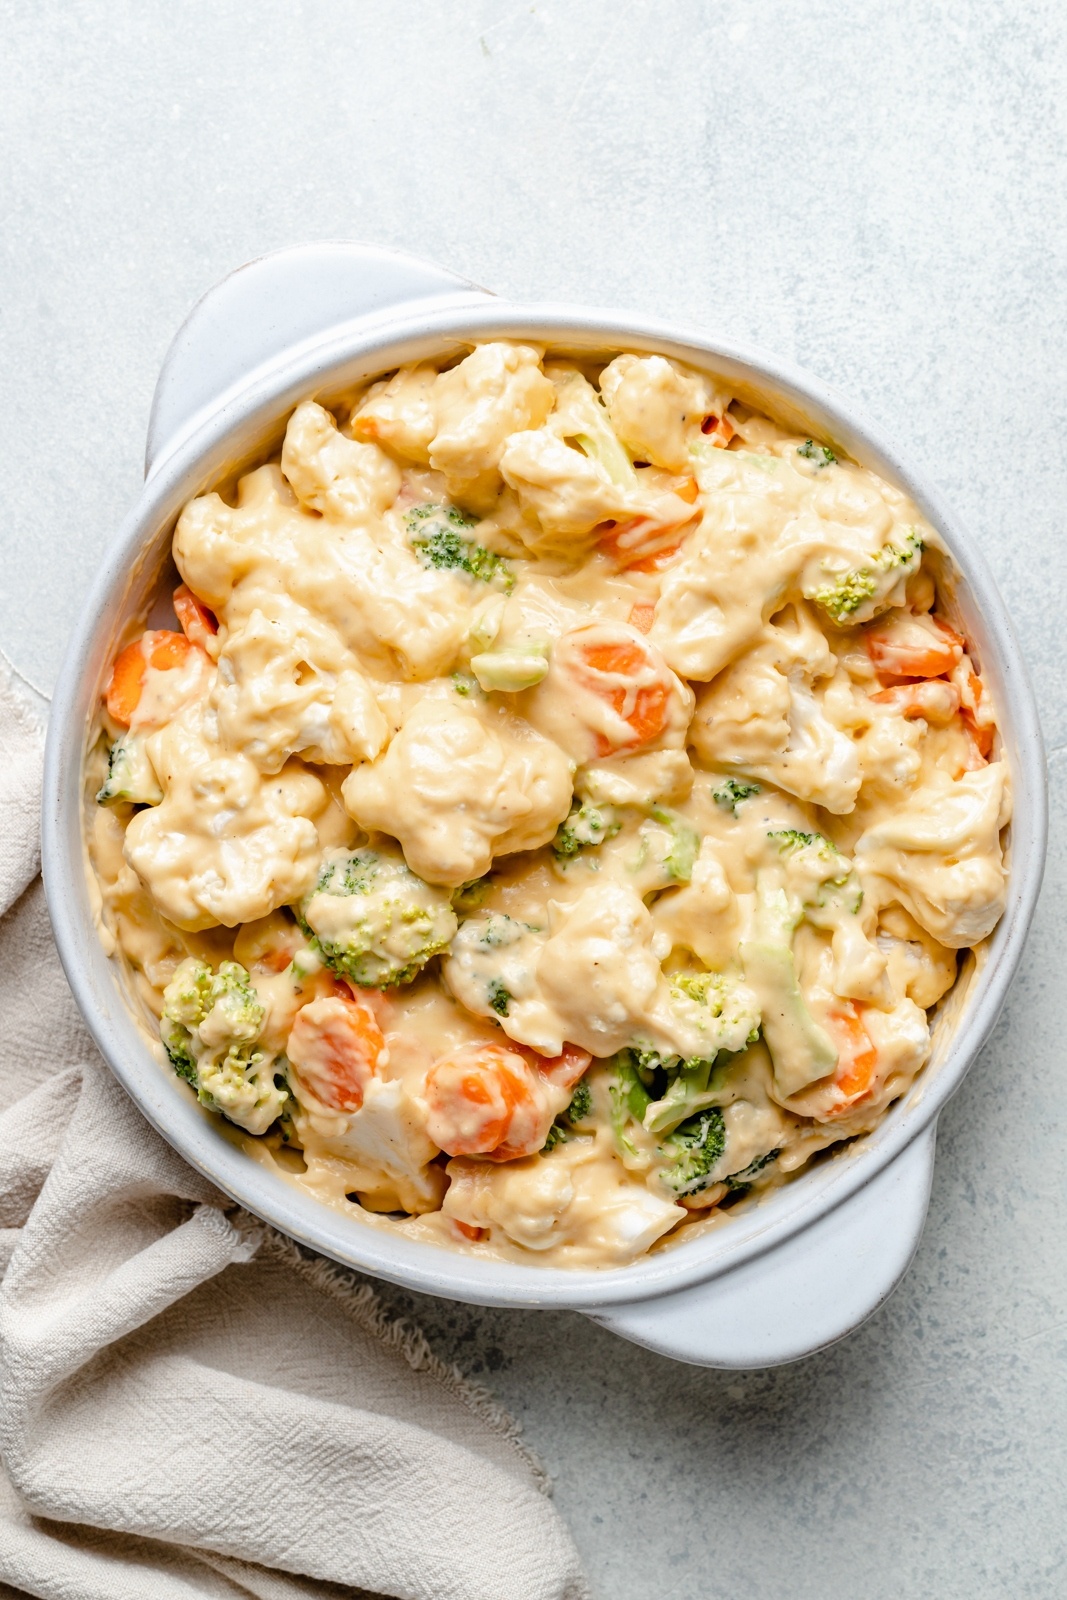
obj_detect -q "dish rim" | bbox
[41,298,1048,1309]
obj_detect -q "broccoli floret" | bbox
[160,957,286,1136]
[768,829,862,915]
[647,806,699,883]
[725,1147,781,1192]
[96,732,163,806]
[712,778,761,816]
[486,978,511,1016]
[566,1079,593,1125]
[540,1078,595,1155]
[810,528,923,625]
[552,799,620,861]
[797,438,837,468]
[300,847,458,987]
[658,1107,727,1196]
[405,504,513,589]
[632,972,761,1134]
[451,876,493,914]
[609,1053,654,1160]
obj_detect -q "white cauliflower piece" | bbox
[349,363,439,462]
[280,400,401,521]
[213,595,388,772]
[854,762,1011,946]
[499,429,627,546]
[342,696,573,886]
[535,881,667,1058]
[176,464,471,682]
[443,1143,684,1263]
[690,606,862,813]
[315,1077,444,1214]
[427,342,554,512]
[125,700,326,930]
[598,353,727,473]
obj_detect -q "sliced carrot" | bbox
[173,583,218,650]
[105,639,148,726]
[287,992,385,1114]
[866,613,964,681]
[870,680,961,724]
[700,413,735,446]
[104,629,204,726]
[629,600,656,634]
[597,505,696,572]
[452,1220,487,1242]
[424,1043,552,1161]
[574,633,672,753]
[824,1003,878,1112]
[514,1041,593,1091]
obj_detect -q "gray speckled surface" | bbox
[2,2,1065,1595]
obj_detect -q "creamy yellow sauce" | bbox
[86,343,1010,1269]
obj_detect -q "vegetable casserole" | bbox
[87,343,1009,1268]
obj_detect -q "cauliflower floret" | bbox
[125,700,325,930]
[689,606,862,813]
[876,904,959,1010]
[499,429,627,546]
[350,364,439,462]
[280,400,401,521]
[427,343,555,512]
[176,464,471,682]
[854,762,1011,946]
[212,595,388,773]
[342,696,573,886]
[299,845,458,986]
[442,1142,684,1263]
[160,957,287,1135]
[598,353,727,473]
[442,911,557,1047]
[309,1077,445,1214]
[535,881,667,1058]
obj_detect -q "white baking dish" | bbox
[41,243,1047,1366]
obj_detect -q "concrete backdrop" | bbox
[2,3,1064,1595]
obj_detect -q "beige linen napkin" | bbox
[0,661,588,1600]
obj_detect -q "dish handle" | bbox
[145,241,494,479]
[588,1122,937,1368]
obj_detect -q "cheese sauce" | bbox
[86,344,1009,1268]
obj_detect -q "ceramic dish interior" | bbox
[42,303,1047,1310]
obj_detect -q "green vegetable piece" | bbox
[451,876,493,914]
[741,938,837,1098]
[811,528,923,625]
[552,799,620,861]
[648,805,699,882]
[470,648,548,692]
[797,438,837,468]
[300,847,458,987]
[658,1107,727,1196]
[486,978,511,1016]
[96,732,163,806]
[540,1080,594,1155]
[160,958,286,1136]
[566,1079,593,1125]
[406,504,513,589]
[725,1147,781,1191]
[712,778,761,816]
[609,1052,654,1160]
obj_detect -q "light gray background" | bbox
[2,2,1064,1596]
